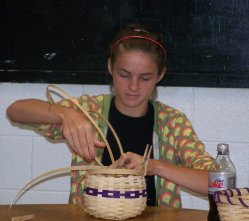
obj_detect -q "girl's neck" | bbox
[114,97,149,117]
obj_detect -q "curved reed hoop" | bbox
[46,84,124,164]
[9,165,101,210]
[10,165,144,210]
[89,111,123,156]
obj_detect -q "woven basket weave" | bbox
[214,188,249,221]
[78,168,147,220]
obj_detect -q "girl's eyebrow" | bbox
[118,68,131,74]
[118,68,154,76]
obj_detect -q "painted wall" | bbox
[0,83,248,210]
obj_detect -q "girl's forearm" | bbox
[153,160,209,195]
[6,99,65,124]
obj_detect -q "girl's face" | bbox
[108,50,165,117]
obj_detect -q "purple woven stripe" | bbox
[239,197,249,207]
[226,195,236,205]
[102,190,121,198]
[120,191,139,199]
[235,188,241,196]
[222,189,228,196]
[84,187,147,199]
[215,188,249,206]
[226,189,233,196]
[142,189,147,197]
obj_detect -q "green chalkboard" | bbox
[0,0,249,87]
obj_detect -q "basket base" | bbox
[84,195,147,220]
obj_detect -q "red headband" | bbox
[110,35,166,60]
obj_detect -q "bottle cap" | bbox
[217,143,229,155]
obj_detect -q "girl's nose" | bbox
[129,77,139,91]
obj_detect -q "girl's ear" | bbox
[108,58,113,76]
[157,66,166,83]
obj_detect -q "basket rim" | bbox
[214,188,249,207]
[88,168,144,176]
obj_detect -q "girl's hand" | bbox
[112,152,159,176]
[60,108,105,160]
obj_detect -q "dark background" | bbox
[0,0,249,87]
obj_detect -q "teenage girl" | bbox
[6,24,213,207]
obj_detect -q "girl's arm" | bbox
[114,152,209,195]
[7,99,64,124]
[6,99,105,160]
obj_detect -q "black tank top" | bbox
[102,97,156,206]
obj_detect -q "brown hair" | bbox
[109,24,166,74]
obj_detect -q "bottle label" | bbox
[208,173,236,194]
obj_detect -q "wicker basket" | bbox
[78,168,147,220]
[214,188,249,221]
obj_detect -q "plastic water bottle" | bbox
[208,143,236,221]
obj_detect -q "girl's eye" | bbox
[119,72,129,78]
[141,75,152,81]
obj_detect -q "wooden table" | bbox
[0,204,208,221]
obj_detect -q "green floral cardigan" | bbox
[36,94,213,208]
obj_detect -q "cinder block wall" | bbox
[0,83,248,210]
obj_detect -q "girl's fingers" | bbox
[117,153,129,167]
[84,130,96,160]
[94,139,106,148]
[116,152,142,169]
[63,130,76,152]
[72,131,88,159]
